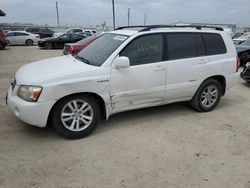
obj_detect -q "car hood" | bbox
[236,46,250,53]
[15,55,95,85]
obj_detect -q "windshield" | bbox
[240,39,250,46]
[77,33,128,66]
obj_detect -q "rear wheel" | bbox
[26,39,33,46]
[52,95,100,139]
[44,42,53,49]
[190,79,222,112]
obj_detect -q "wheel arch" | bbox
[46,92,107,127]
[202,75,226,95]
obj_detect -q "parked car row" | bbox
[38,33,85,49]
[24,27,54,39]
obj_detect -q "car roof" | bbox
[110,25,225,36]
[8,31,29,33]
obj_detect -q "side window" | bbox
[121,34,163,66]
[202,33,227,55]
[16,32,29,36]
[7,32,15,37]
[71,34,82,39]
[167,33,197,60]
[60,34,70,39]
[73,29,82,33]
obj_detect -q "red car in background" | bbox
[63,35,99,55]
[0,28,8,50]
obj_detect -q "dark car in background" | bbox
[63,35,99,55]
[0,28,7,50]
[38,33,85,49]
[241,62,250,83]
[236,39,250,66]
[24,27,54,39]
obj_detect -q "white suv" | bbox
[6,25,240,138]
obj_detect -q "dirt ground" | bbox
[0,46,250,188]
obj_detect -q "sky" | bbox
[0,0,250,27]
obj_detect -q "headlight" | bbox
[17,85,42,102]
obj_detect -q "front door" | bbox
[110,34,167,110]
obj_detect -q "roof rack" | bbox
[115,25,224,32]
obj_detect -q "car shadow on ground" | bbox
[18,102,191,140]
[94,102,192,135]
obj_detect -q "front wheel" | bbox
[52,95,100,139]
[190,79,222,112]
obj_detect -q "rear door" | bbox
[165,33,209,100]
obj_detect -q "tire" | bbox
[52,94,100,139]
[26,39,34,46]
[0,42,5,50]
[44,42,53,49]
[190,79,222,112]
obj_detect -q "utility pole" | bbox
[127,8,130,27]
[112,0,115,30]
[144,13,147,26]
[56,1,60,26]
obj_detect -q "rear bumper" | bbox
[226,72,240,89]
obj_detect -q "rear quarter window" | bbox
[166,33,206,60]
[202,33,227,55]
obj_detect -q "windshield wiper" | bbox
[75,55,90,64]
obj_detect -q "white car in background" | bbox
[233,32,250,45]
[6,31,39,46]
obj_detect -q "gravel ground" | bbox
[0,46,250,188]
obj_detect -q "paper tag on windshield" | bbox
[113,36,127,41]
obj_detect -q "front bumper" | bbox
[38,41,45,47]
[6,86,56,127]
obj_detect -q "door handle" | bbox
[154,66,165,71]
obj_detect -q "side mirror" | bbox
[113,56,130,69]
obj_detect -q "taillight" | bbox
[69,46,74,54]
[236,57,240,72]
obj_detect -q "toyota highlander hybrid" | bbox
[6,25,240,138]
